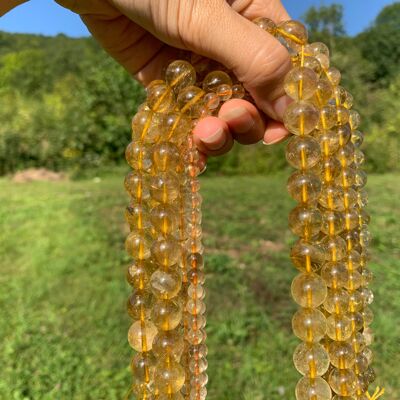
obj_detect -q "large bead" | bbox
[328,341,356,369]
[292,308,327,342]
[287,171,322,203]
[326,314,353,341]
[150,205,179,235]
[202,70,232,92]
[127,290,154,320]
[154,359,186,394]
[177,86,205,117]
[329,368,357,396]
[165,60,197,93]
[289,205,322,238]
[284,101,320,135]
[150,172,180,203]
[125,202,151,231]
[125,232,152,260]
[152,142,181,172]
[151,300,182,331]
[284,67,318,100]
[291,240,325,272]
[150,269,182,299]
[286,136,321,169]
[295,376,331,400]
[128,320,158,352]
[323,288,349,314]
[147,82,176,113]
[124,171,150,200]
[293,342,330,376]
[126,142,153,171]
[152,330,184,360]
[291,273,327,307]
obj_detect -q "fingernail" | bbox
[272,95,292,120]
[199,164,207,175]
[263,136,285,146]
[220,106,255,133]
[200,128,226,150]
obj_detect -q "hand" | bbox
[56,0,292,165]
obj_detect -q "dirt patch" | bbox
[12,168,67,183]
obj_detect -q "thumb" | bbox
[183,1,292,121]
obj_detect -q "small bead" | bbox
[293,342,330,376]
[313,79,333,106]
[291,273,327,308]
[323,288,349,314]
[231,84,245,99]
[305,42,330,58]
[292,308,327,343]
[131,353,156,383]
[202,71,232,92]
[216,84,233,101]
[351,130,364,147]
[177,86,205,117]
[203,92,220,110]
[349,110,361,130]
[326,67,341,86]
[316,130,340,157]
[295,376,332,400]
[128,320,158,352]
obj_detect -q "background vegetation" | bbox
[0,174,398,399]
[0,3,399,176]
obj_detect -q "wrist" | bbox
[1,0,29,17]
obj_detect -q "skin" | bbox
[3,0,293,169]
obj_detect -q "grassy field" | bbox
[0,173,398,400]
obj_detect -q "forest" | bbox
[0,3,399,176]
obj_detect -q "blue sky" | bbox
[0,0,398,38]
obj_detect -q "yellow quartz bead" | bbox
[326,314,353,341]
[291,273,327,308]
[150,269,182,299]
[202,71,232,93]
[287,171,322,203]
[328,341,356,369]
[152,330,184,360]
[286,136,322,169]
[329,368,357,396]
[128,320,158,352]
[151,299,182,331]
[293,342,330,376]
[292,308,327,343]
[154,359,186,394]
[165,60,197,94]
[295,376,332,400]
[284,67,319,100]
[283,101,320,135]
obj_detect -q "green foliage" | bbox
[0,174,399,398]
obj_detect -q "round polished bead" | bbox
[290,240,326,272]
[354,170,368,189]
[292,308,327,343]
[284,101,320,135]
[253,17,277,33]
[131,108,153,142]
[344,91,354,109]
[160,112,192,145]
[293,342,330,376]
[295,376,331,400]
[231,84,245,99]
[343,188,358,209]
[125,202,151,231]
[126,142,153,171]
[354,354,369,374]
[152,330,184,360]
[359,287,374,306]
[284,67,318,100]
[186,298,206,315]
[289,206,322,238]
[203,92,220,111]
[291,273,327,308]
[131,352,156,383]
[326,67,341,86]
[326,314,353,341]
[128,320,158,352]
[329,368,357,396]
[150,172,180,203]
[202,71,232,92]
[318,105,337,130]
[286,136,321,169]
[125,232,152,260]
[347,332,366,353]
[318,185,345,211]
[362,348,374,365]
[344,271,362,291]
[349,110,361,130]
[177,86,205,117]
[323,288,349,314]
[126,260,152,289]
[165,60,196,93]
[151,237,181,267]
[317,157,341,183]
[127,290,154,320]
[321,262,349,288]
[186,328,206,345]
[313,79,333,106]
[343,209,359,231]
[338,168,357,188]
[125,172,150,200]
[345,250,361,270]
[216,84,233,101]
[328,341,356,369]
[317,130,340,156]
[306,42,330,58]
[361,307,374,326]
[150,204,179,235]
[303,56,323,75]
[152,142,181,172]
[361,269,374,286]
[348,291,364,312]
[189,356,208,374]
[147,82,175,113]
[351,130,364,147]
[336,124,352,146]
[320,236,347,261]
[278,20,308,50]
[150,269,182,299]
[155,359,186,394]
[354,149,365,166]
[151,299,182,331]
[287,171,322,203]
[321,210,345,236]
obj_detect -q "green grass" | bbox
[0,173,398,399]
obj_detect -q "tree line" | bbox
[0,3,398,176]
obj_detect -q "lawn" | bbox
[0,173,398,400]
